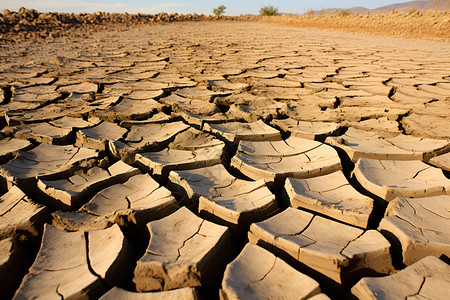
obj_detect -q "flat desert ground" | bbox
[1,21,450,299]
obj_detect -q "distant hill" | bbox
[373,0,444,12]
[312,7,368,14]
[309,0,449,15]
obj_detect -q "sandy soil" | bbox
[262,10,450,40]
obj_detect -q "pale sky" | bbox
[0,0,419,15]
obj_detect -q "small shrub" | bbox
[336,9,352,17]
[305,9,315,16]
[260,6,279,16]
[213,5,226,16]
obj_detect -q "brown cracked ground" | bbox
[0,19,449,300]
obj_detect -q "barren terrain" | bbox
[263,10,450,39]
[0,19,449,299]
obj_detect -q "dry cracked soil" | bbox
[0,21,449,299]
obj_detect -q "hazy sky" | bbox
[1,0,418,15]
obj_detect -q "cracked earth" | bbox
[0,22,449,299]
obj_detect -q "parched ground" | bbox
[0,22,450,299]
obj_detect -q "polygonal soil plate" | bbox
[168,164,277,226]
[272,119,343,140]
[285,171,373,228]
[14,224,130,299]
[37,160,140,210]
[204,120,281,144]
[133,207,231,291]
[351,256,450,300]
[249,207,393,285]
[0,143,98,188]
[52,174,178,231]
[353,158,450,201]
[378,195,450,265]
[231,136,342,184]
[221,243,322,300]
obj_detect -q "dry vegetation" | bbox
[260,10,450,40]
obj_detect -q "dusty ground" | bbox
[0,22,449,299]
[262,10,450,40]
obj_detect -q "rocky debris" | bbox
[0,238,25,298]
[220,243,322,300]
[133,207,231,291]
[14,224,131,299]
[0,185,50,240]
[204,120,281,144]
[378,195,450,266]
[0,8,254,42]
[75,121,128,151]
[100,287,200,300]
[351,256,450,300]
[249,207,393,286]
[37,160,139,210]
[0,137,32,163]
[353,158,450,201]
[52,174,178,231]
[109,121,189,163]
[285,171,374,228]
[168,164,277,226]
[271,119,343,140]
[231,137,342,185]
[0,143,98,190]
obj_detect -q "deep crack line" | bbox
[174,220,205,263]
[249,257,277,284]
[84,232,103,280]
